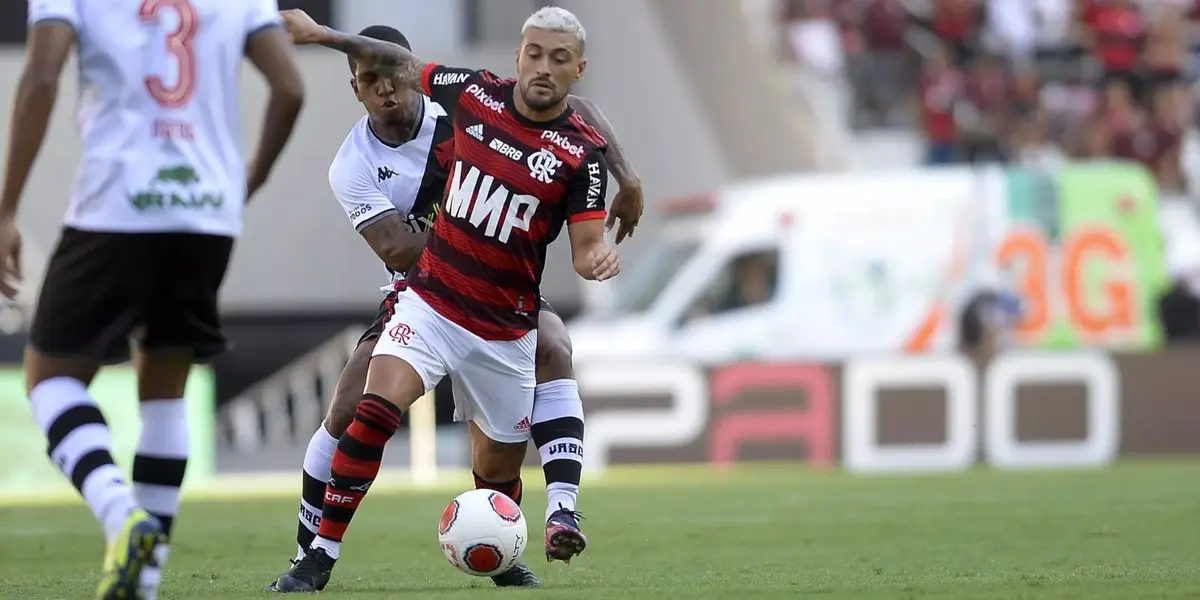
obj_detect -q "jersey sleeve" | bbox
[420,64,479,118]
[565,149,609,224]
[329,155,397,232]
[244,0,282,38]
[28,0,79,28]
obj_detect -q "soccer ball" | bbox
[437,488,528,576]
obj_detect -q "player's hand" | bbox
[605,181,643,244]
[246,164,267,203]
[588,245,620,281]
[0,218,23,300]
[279,9,324,45]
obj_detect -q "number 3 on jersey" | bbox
[140,0,199,108]
[446,162,540,244]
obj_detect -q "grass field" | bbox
[1,462,1198,600]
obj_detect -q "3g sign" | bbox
[578,352,1121,474]
[997,226,1139,344]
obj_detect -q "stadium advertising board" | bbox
[577,347,1200,473]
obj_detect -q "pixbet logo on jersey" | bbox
[466,84,504,113]
[540,130,585,158]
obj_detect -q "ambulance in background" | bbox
[567,167,1011,365]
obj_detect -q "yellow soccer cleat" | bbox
[95,509,166,600]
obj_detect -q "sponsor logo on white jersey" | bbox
[348,203,374,221]
[466,84,504,113]
[540,130,585,158]
[489,138,524,161]
[527,148,562,184]
[128,165,225,212]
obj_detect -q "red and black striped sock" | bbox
[315,395,402,548]
[473,471,523,505]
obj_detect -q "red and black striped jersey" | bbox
[414,64,608,341]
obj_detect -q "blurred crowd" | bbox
[775,0,1200,192]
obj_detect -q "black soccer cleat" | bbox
[264,558,298,593]
[545,505,587,563]
[267,548,336,593]
[491,562,541,587]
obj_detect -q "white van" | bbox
[567,167,1009,365]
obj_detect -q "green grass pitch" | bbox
[1,462,1197,599]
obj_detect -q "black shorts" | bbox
[29,227,234,363]
[355,292,556,346]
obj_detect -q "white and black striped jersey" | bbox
[328,95,453,290]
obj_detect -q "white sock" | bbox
[30,377,139,543]
[133,399,189,595]
[138,545,169,600]
[531,379,584,522]
[312,536,341,560]
[296,424,338,561]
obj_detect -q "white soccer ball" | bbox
[437,488,528,577]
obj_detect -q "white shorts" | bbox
[372,288,537,444]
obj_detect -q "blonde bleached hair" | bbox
[521,6,586,53]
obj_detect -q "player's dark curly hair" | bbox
[348,25,411,75]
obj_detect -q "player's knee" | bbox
[23,348,99,395]
[536,317,574,382]
[325,339,374,435]
[472,438,527,482]
[324,393,359,437]
[134,347,193,400]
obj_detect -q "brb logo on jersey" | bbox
[489,138,524,161]
[541,130,585,158]
[527,148,562,184]
[466,84,504,113]
[447,161,541,243]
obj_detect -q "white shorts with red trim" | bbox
[372,287,537,444]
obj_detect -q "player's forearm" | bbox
[316,26,425,88]
[566,95,640,186]
[571,240,606,280]
[361,214,430,271]
[0,75,58,218]
[380,233,428,272]
[573,255,597,280]
[247,88,304,199]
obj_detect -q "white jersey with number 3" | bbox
[28,0,281,237]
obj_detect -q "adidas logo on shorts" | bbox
[466,124,484,141]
